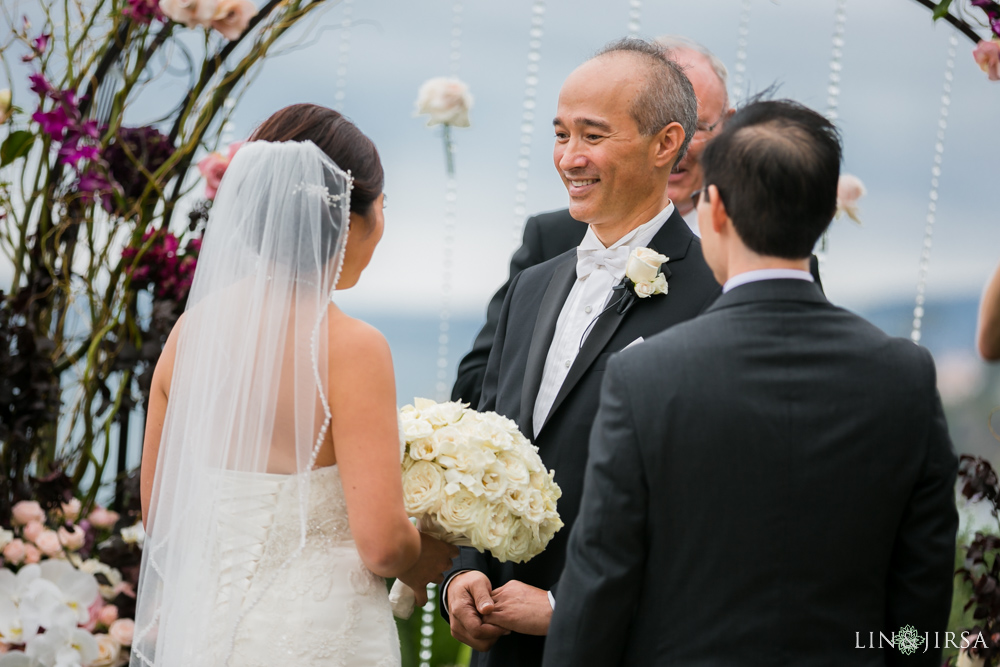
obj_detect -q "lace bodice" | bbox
[199,466,399,667]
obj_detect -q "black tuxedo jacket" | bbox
[442,209,722,667]
[543,279,959,667]
[451,208,823,407]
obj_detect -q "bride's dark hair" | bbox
[250,103,384,219]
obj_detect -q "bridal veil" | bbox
[131,140,352,666]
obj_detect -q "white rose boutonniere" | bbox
[625,247,668,299]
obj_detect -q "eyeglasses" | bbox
[690,115,724,144]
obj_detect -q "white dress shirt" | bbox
[532,203,675,437]
[722,268,814,294]
[681,206,699,237]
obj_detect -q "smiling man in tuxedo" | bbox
[543,99,958,666]
[440,38,721,667]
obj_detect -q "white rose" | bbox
[537,515,564,548]
[401,416,434,442]
[499,521,535,564]
[59,499,82,522]
[523,489,548,524]
[480,461,509,503]
[91,634,121,667]
[120,522,145,547]
[502,487,531,516]
[634,281,656,298]
[436,490,483,535]
[402,461,445,516]
[496,451,529,487]
[651,273,668,295]
[470,506,515,554]
[625,247,667,284]
[443,469,485,497]
[415,77,473,128]
[409,437,439,462]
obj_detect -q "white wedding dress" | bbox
[200,466,400,667]
[132,142,403,667]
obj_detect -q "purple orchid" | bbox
[28,72,52,97]
[32,106,71,137]
[123,0,165,24]
[58,143,101,167]
[21,34,51,62]
[123,229,201,303]
[76,168,118,213]
[104,126,175,205]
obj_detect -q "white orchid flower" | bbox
[0,596,24,645]
[0,652,43,667]
[37,561,99,625]
[24,623,100,667]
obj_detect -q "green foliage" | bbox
[0,130,34,167]
[933,0,956,20]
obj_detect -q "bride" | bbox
[132,104,457,666]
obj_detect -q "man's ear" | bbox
[708,185,728,235]
[653,121,686,169]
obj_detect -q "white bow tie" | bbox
[576,245,631,280]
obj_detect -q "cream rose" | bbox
[470,506,515,553]
[402,461,445,516]
[502,487,531,516]
[0,89,11,124]
[502,521,535,564]
[835,173,866,224]
[91,634,121,667]
[480,461,509,503]
[59,498,82,522]
[401,416,434,442]
[625,247,667,284]
[415,77,473,128]
[0,529,12,551]
[496,451,529,487]
[109,618,134,646]
[120,522,145,547]
[436,490,483,534]
[159,0,201,27]
[12,500,45,526]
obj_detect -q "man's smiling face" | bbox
[552,54,664,232]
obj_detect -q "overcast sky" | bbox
[4,0,999,319]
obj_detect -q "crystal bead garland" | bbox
[333,0,353,112]
[817,0,848,261]
[510,0,546,252]
[428,2,465,663]
[627,0,641,38]
[911,33,958,344]
[730,0,752,103]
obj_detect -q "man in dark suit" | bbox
[451,37,823,408]
[544,99,958,667]
[440,38,722,666]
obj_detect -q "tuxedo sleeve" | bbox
[543,355,648,667]
[885,351,958,667]
[440,271,525,622]
[451,216,544,405]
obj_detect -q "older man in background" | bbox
[451,36,739,407]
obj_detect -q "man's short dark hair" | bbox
[701,99,842,259]
[595,37,698,164]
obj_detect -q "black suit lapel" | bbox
[536,208,693,434]
[519,253,577,436]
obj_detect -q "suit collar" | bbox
[704,278,828,315]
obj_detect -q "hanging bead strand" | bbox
[817,0,848,260]
[911,33,958,344]
[730,0,752,103]
[627,0,641,38]
[333,0,353,112]
[428,4,464,662]
[511,0,546,251]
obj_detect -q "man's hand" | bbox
[446,571,507,652]
[397,533,460,607]
[483,580,552,636]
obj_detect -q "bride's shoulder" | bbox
[325,306,392,367]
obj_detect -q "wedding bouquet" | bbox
[389,398,563,618]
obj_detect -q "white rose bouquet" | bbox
[389,398,563,618]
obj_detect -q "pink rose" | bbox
[210,0,257,40]
[58,524,86,551]
[836,173,866,223]
[2,539,26,565]
[197,152,229,200]
[974,39,1000,82]
[23,520,45,544]
[84,598,103,632]
[35,529,62,557]
[24,544,41,564]
[12,500,45,526]
[60,498,82,522]
[109,618,135,646]
[158,0,200,26]
[98,604,119,626]
[88,507,121,530]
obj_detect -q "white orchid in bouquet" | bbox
[0,496,142,666]
[389,398,563,619]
